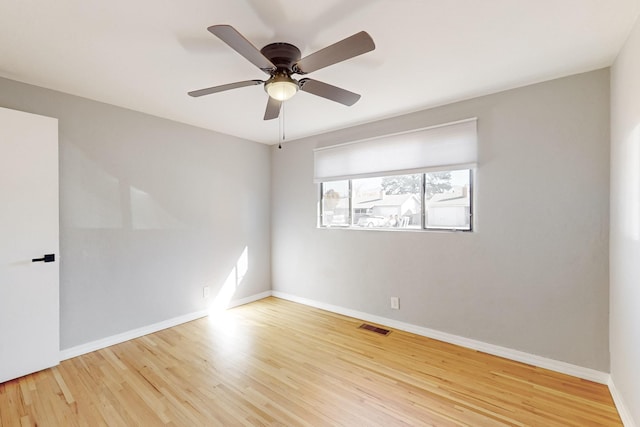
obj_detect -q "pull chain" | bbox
[278,101,285,149]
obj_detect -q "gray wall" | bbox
[271,69,610,371]
[610,14,640,425]
[0,77,272,350]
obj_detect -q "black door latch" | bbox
[32,254,55,263]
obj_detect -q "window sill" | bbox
[317,226,472,233]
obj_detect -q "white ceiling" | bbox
[0,0,638,144]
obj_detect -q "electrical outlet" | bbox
[390,297,400,310]
[203,286,210,299]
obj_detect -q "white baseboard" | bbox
[228,291,272,308]
[61,290,611,385]
[59,291,273,361]
[272,291,610,385]
[60,290,630,423]
[59,310,208,360]
[608,377,637,427]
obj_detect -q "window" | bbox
[425,169,472,231]
[314,118,477,232]
[353,174,422,229]
[319,169,472,231]
[320,180,350,227]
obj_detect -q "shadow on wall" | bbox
[62,141,185,230]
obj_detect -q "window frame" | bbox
[318,168,474,232]
[319,180,352,228]
[424,169,474,232]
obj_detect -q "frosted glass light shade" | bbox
[265,76,298,101]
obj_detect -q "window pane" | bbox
[352,174,422,229]
[321,181,350,226]
[425,170,472,230]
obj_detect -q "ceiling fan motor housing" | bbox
[260,42,301,71]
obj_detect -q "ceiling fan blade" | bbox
[294,31,375,74]
[264,96,282,120]
[188,80,263,97]
[208,25,276,73]
[299,78,361,106]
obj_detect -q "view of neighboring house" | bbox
[323,191,421,228]
[354,194,421,227]
[323,185,471,229]
[425,185,471,230]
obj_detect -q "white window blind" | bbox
[313,118,477,182]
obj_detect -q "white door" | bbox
[0,107,59,383]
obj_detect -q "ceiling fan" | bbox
[188,25,375,120]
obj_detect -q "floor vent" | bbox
[359,323,391,336]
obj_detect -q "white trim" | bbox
[272,291,610,384]
[60,291,273,360]
[227,291,273,308]
[60,289,613,387]
[60,310,207,360]
[608,377,638,427]
[59,290,628,422]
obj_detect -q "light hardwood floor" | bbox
[0,297,622,426]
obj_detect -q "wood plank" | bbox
[0,297,623,426]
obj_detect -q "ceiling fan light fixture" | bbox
[265,74,299,101]
[189,25,375,121]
